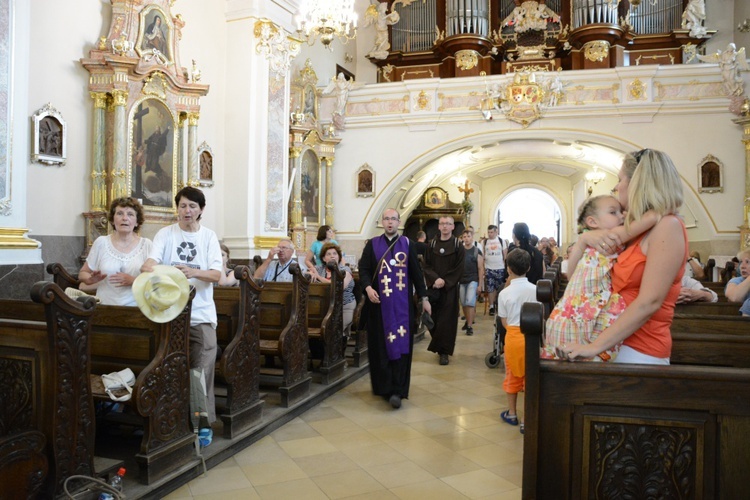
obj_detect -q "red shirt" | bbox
[611,216,687,358]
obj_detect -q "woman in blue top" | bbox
[306,225,337,280]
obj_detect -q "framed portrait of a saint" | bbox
[198,141,213,187]
[300,148,320,224]
[698,154,723,193]
[356,163,374,198]
[302,84,317,121]
[128,98,177,210]
[136,5,173,64]
[425,187,446,209]
[31,103,67,166]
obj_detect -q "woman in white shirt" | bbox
[78,197,152,306]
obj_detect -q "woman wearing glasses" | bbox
[560,149,687,365]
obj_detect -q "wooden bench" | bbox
[307,261,346,384]
[0,282,97,497]
[257,263,311,407]
[214,266,264,439]
[348,293,369,367]
[47,263,196,485]
[520,301,750,499]
[671,313,749,335]
[674,301,740,315]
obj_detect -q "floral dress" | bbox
[543,246,626,361]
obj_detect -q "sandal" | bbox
[500,410,518,426]
[520,423,525,434]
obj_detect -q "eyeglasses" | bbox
[278,246,292,251]
[382,217,399,222]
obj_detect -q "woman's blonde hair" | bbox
[622,148,683,230]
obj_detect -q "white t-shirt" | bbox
[148,224,222,328]
[482,237,506,270]
[496,277,537,327]
[86,235,152,306]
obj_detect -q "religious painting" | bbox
[136,5,173,63]
[300,148,320,223]
[128,98,176,210]
[425,187,446,209]
[356,163,374,198]
[31,102,67,166]
[698,154,723,193]
[198,141,213,187]
[302,84,317,120]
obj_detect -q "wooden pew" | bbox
[214,266,264,439]
[671,313,749,335]
[307,261,346,384]
[520,301,750,499]
[348,293,369,367]
[47,263,196,485]
[0,282,97,497]
[674,301,740,315]
[257,263,312,407]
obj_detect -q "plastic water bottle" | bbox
[99,467,126,500]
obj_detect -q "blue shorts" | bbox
[485,268,505,293]
[459,281,478,307]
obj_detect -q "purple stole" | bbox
[372,235,412,361]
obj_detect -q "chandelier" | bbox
[585,165,606,195]
[296,0,358,51]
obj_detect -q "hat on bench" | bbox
[132,265,190,323]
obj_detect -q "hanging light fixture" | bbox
[585,165,606,195]
[296,0,358,51]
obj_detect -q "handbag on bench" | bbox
[101,368,136,402]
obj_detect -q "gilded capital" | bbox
[187,112,200,126]
[321,157,334,166]
[290,146,302,159]
[112,89,128,107]
[90,92,108,109]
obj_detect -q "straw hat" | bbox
[132,265,190,323]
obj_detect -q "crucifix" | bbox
[397,325,407,337]
[387,332,396,343]
[132,103,150,197]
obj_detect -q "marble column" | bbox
[290,147,302,226]
[111,89,129,200]
[187,112,200,187]
[734,115,750,250]
[323,156,334,228]
[90,92,108,211]
[178,113,187,189]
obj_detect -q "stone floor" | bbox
[161,312,525,500]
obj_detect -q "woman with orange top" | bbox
[560,149,687,365]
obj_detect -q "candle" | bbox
[303,217,307,229]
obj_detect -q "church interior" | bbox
[1,0,750,498]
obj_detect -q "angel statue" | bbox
[681,0,707,38]
[365,2,400,60]
[698,43,749,97]
[323,73,361,130]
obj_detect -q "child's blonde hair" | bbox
[576,195,617,233]
[622,149,683,231]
